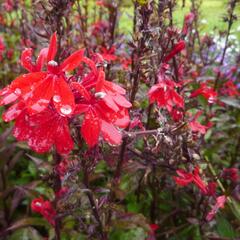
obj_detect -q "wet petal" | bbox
[27,75,54,114]
[2,101,25,122]
[55,119,74,154]
[35,48,48,71]
[113,109,130,128]
[47,32,57,62]
[21,48,35,72]
[13,112,31,141]
[74,104,89,115]
[81,108,100,147]
[71,82,91,101]
[10,72,47,95]
[95,70,105,92]
[113,94,132,108]
[101,120,122,145]
[60,49,85,72]
[53,76,75,116]
[104,81,126,95]
[103,95,119,112]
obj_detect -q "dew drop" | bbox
[48,60,58,67]
[53,95,61,103]
[95,92,106,99]
[14,88,21,95]
[60,105,72,115]
[208,96,215,104]
[35,202,42,207]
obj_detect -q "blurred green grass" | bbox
[119,0,240,38]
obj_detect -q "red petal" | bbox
[13,112,31,141]
[60,49,85,72]
[81,108,100,147]
[27,75,54,114]
[164,40,185,62]
[74,104,89,114]
[28,123,54,153]
[35,48,48,71]
[0,91,18,106]
[47,32,57,62]
[103,95,119,112]
[21,48,35,72]
[173,176,192,186]
[54,119,74,154]
[3,101,25,122]
[113,94,132,108]
[10,72,47,95]
[101,120,122,145]
[71,82,91,101]
[95,70,105,92]
[113,109,130,128]
[53,76,75,116]
[104,81,126,95]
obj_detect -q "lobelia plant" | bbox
[0,0,239,239]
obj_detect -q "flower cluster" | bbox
[0,33,131,154]
[31,198,56,225]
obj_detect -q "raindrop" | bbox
[35,202,42,207]
[208,96,215,104]
[48,60,58,67]
[95,92,106,99]
[53,95,61,103]
[60,105,72,115]
[14,88,21,95]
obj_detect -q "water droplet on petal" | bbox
[48,60,58,66]
[95,92,106,99]
[35,202,42,207]
[60,105,72,115]
[53,95,61,103]
[14,88,21,96]
[208,96,215,104]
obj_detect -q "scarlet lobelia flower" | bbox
[0,32,84,116]
[206,195,227,221]
[72,57,131,147]
[188,111,212,134]
[190,83,217,104]
[99,46,117,62]
[173,166,208,194]
[31,198,56,225]
[12,106,74,154]
[148,64,184,113]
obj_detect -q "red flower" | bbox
[190,83,217,103]
[0,32,84,116]
[220,81,239,97]
[148,74,184,113]
[206,195,227,221]
[72,59,131,147]
[170,108,184,122]
[182,12,195,35]
[99,46,117,62]
[163,40,185,63]
[189,111,212,134]
[147,224,159,240]
[221,168,239,182]
[31,198,56,225]
[120,57,132,70]
[174,166,208,194]
[12,106,74,154]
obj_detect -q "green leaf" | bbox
[5,217,48,234]
[216,215,236,238]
